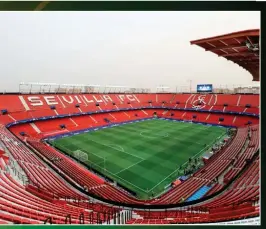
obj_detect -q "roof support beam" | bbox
[206,44,246,52]
[206,42,216,48]
[246,36,254,46]
[233,38,241,44]
[219,40,228,46]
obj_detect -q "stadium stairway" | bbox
[185,185,212,202]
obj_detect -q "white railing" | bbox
[10,82,260,95]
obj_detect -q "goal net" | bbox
[73,150,105,169]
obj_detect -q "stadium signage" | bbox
[24,94,138,107]
[191,95,207,109]
[185,94,217,110]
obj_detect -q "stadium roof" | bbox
[190,29,260,81]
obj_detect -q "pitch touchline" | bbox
[147,131,225,193]
[69,140,147,193]
[85,137,145,160]
[104,166,148,193]
[216,132,226,143]
[115,159,145,175]
[147,143,212,193]
[155,131,226,192]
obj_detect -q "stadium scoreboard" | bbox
[197,84,213,93]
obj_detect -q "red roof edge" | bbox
[190,29,260,45]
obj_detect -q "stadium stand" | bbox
[127,154,259,224]
[0,93,259,125]
[0,92,260,224]
[0,29,260,224]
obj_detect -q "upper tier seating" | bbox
[0,94,259,125]
[8,109,259,142]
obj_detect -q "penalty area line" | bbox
[85,137,144,160]
[104,167,148,193]
[115,158,145,175]
[70,140,148,193]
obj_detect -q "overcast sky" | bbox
[0,11,260,92]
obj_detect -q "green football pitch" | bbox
[49,119,227,199]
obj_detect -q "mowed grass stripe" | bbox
[110,119,207,133]
[60,138,141,174]
[56,121,223,173]
[84,120,214,147]
[57,121,222,182]
[53,119,226,199]
[82,122,217,154]
[81,125,203,162]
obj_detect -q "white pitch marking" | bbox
[64,142,147,193]
[106,169,148,193]
[147,143,211,193]
[106,144,125,152]
[115,159,145,175]
[85,138,144,160]
[147,130,226,193]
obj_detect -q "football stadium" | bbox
[0,13,260,225]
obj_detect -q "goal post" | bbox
[73,150,106,171]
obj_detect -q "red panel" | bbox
[0,94,259,125]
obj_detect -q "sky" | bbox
[0,11,260,92]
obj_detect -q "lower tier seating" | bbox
[129,155,259,224]
[0,168,119,224]
[0,125,84,199]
